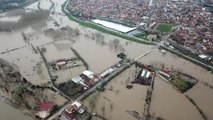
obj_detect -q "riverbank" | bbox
[160,46,213,72]
[62,0,213,74]
[0,93,34,120]
[0,0,38,13]
[61,1,156,45]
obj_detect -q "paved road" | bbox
[47,0,157,119]
[48,46,155,120]
[47,62,132,120]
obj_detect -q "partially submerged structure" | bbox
[57,70,99,99]
[158,68,198,93]
[61,101,91,120]
[72,70,100,88]
[158,69,173,81]
[132,62,155,86]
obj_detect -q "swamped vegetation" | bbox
[57,81,84,98]
[185,95,208,120]
[169,77,194,93]
[134,33,149,41]
[0,0,37,12]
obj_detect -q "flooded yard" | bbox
[83,66,148,120]
[150,76,203,120]
[138,49,213,120]
[50,60,86,84]
[0,101,33,120]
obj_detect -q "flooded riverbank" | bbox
[0,99,33,120]
[150,76,203,120]
[137,49,213,120]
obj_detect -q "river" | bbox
[0,0,213,119]
[0,98,33,120]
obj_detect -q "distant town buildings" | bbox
[67,0,213,58]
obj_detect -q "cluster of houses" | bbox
[158,69,173,81]
[69,0,213,60]
[71,70,100,89]
[35,101,91,120]
[71,57,127,89]
[67,0,152,23]
[61,101,91,120]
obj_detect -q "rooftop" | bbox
[39,101,54,111]
[82,70,94,79]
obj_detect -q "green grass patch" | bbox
[155,23,173,33]
[134,33,149,41]
[169,77,192,92]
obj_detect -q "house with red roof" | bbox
[159,69,173,81]
[61,101,88,120]
[62,110,77,120]
[36,101,54,119]
[39,101,54,111]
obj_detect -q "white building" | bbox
[100,68,116,78]
[82,70,94,79]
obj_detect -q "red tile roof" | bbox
[39,101,54,111]
[64,110,76,120]
[160,69,172,75]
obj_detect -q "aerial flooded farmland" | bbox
[0,0,213,120]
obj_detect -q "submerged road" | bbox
[48,47,155,120]
[47,62,132,120]
[134,48,154,61]
[46,0,156,119]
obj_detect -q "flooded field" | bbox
[0,101,34,120]
[150,76,203,120]
[0,0,213,119]
[0,10,48,31]
[50,60,86,84]
[137,50,213,120]
[83,66,148,120]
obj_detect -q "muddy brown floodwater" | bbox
[138,50,213,120]
[83,66,148,120]
[0,101,34,120]
[0,0,213,119]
